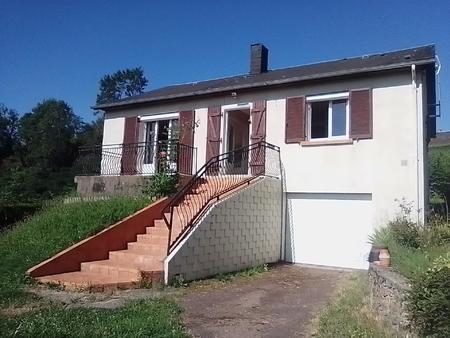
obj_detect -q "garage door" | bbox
[286,193,373,270]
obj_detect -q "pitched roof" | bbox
[94,45,435,110]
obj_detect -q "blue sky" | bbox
[1,0,449,130]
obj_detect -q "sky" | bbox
[1,0,450,130]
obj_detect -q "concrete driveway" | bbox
[179,264,352,338]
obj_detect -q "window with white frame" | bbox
[140,113,179,165]
[307,93,349,140]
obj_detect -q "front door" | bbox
[224,109,250,174]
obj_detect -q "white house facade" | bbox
[89,44,437,270]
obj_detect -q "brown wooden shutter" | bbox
[206,106,221,162]
[121,116,139,174]
[285,96,306,143]
[179,110,195,174]
[350,89,372,139]
[250,100,266,174]
[250,100,266,143]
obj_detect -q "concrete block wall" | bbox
[165,177,282,282]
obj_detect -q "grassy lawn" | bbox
[315,274,397,338]
[1,298,187,338]
[0,196,188,338]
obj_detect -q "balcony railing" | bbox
[75,140,197,176]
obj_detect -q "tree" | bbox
[19,99,83,169]
[96,67,148,105]
[0,104,19,163]
[77,117,104,145]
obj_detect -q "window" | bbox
[141,114,179,165]
[307,93,349,140]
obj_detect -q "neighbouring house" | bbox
[430,131,450,147]
[28,44,437,288]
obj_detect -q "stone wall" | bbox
[74,174,192,197]
[165,177,282,282]
[368,264,417,337]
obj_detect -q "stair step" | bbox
[153,219,167,228]
[145,225,169,235]
[81,260,141,279]
[127,241,167,255]
[136,233,168,244]
[109,250,164,268]
[37,271,140,290]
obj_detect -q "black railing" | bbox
[163,141,281,253]
[75,140,197,176]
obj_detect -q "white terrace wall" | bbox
[165,177,282,283]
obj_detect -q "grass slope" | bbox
[0,196,188,338]
[0,196,150,306]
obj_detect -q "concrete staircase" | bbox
[36,177,250,290]
[38,219,169,290]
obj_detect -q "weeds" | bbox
[315,274,397,338]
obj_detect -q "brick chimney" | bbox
[250,43,268,74]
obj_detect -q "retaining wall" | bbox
[368,264,417,337]
[165,177,282,283]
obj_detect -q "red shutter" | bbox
[250,100,266,174]
[121,116,139,174]
[350,89,372,139]
[285,97,306,143]
[179,110,195,174]
[206,106,221,162]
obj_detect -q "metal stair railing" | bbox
[163,141,281,254]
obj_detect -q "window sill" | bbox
[300,139,354,147]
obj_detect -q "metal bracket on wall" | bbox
[428,101,441,118]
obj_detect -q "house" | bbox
[430,131,450,147]
[29,44,437,288]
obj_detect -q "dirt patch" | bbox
[179,264,351,338]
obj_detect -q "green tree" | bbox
[430,147,450,207]
[96,67,148,105]
[77,117,104,145]
[19,99,83,169]
[0,104,19,164]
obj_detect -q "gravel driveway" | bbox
[179,264,351,338]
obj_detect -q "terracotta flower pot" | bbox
[378,248,391,267]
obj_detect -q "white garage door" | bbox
[286,193,373,270]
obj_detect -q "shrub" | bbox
[429,146,450,210]
[387,199,421,248]
[0,202,41,230]
[368,226,392,246]
[143,172,179,199]
[390,219,420,248]
[407,255,450,338]
[419,222,450,248]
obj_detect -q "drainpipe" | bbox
[411,64,422,225]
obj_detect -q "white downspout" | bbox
[411,64,424,225]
